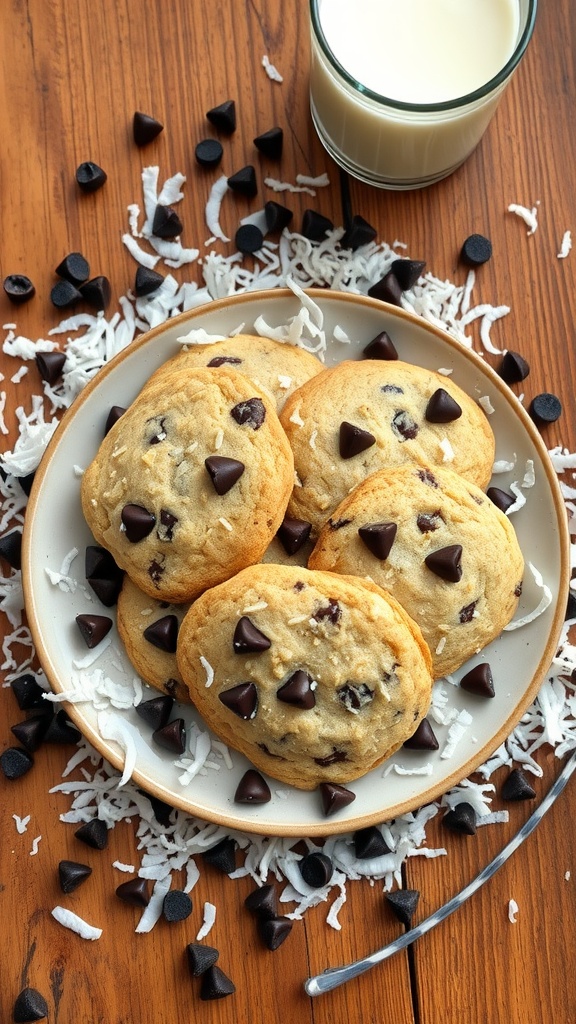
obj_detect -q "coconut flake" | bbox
[508,898,519,923]
[13,813,31,834]
[262,55,283,82]
[113,860,135,872]
[51,905,102,940]
[508,202,539,236]
[135,874,172,933]
[97,711,138,785]
[196,901,217,940]
[264,177,318,197]
[478,395,495,415]
[205,175,231,242]
[557,230,572,259]
[504,562,552,630]
[199,655,214,688]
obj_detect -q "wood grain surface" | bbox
[1,2,575,1022]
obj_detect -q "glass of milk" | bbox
[309,0,537,189]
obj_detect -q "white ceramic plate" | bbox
[23,289,570,837]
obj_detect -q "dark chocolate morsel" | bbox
[390,258,426,290]
[104,405,127,435]
[425,388,462,423]
[566,591,576,620]
[264,200,293,234]
[459,600,477,623]
[157,508,178,541]
[50,279,83,309]
[152,204,183,239]
[501,767,536,801]
[314,748,347,767]
[301,209,334,241]
[417,469,438,488]
[277,670,316,709]
[56,251,90,285]
[276,515,312,555]
[75,817,108,850]
[233,616,271,654]
[341,214,377,251]
[339,420,376,459]
[367,270,403,305]
[442,802,477,835]
[13,987,49,1023]
[460,663,495,697]
[43,710,81,745]
[202,837,237,874]
[206,99,236,133]
[487,486,516,513]
[133,111,164,146]
[195,138,224,168]
[460,233,492,267]
[3,274,35,304]
[258,916,293,951]
[219,682,258,719]
[121,503,156,542]
[362,331,398,360]
[0,528,22,569]
[148,558,165,585]
[0,746,34,780]
[358,521,397,560]
[116,876,150,907]
[313,599,341,625]
[11,715,50,753]
[244,883,277,918]
[143,615,179,653]
[76,160,107,192]
[152,718,186,755]
[187,943,220,977]
[403,718,439,750]
[424,544,463,583]
[529,392,562,425]
[385,889,420,927]
[58,859,92,894]
[416,511,443,533]
[337,682,374,713]
[134,266,164,297]
[329,517,352,530]
[75,613,112,649]
[319,782,356,817]
[353,825,390,859]
[227,165,258,197]
[79,275,111,311]
[85,544,124,605]
[36,351,66,384]
[235,224,264,254]
[205,455,245,494]
[234,768,272,804]
[391,410,419,440]
[145,793,174,827]
[135,695,174,731]
[11,673,46,710]
[230,397,266,429]
[253,126,284,159]
[199,965,236,1000]
[16,471,35,496]
[498,350,530,384]
[163,889,193,922]
[207,355,242,367]
[300,851,334,888]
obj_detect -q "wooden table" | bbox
[1,2,575,1021]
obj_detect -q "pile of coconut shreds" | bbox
[2,167,576,936]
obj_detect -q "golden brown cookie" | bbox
[116,576,191,703]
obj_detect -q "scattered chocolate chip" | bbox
[85,544,124,605]
[195,137,224,168]
[208,355,242,368]
[254,126,283,159]
[0,528,22,569]
[235,769,272,804]
[0,746,34,779]
[76,161,107,192]
[300,852,334,888]
[244,884,277,918]
[293,580,306,592]
[258,916,293,951]
[55,251,90,285]
[339,420,376,459]
[199,964,236,1000]
[501,767,536,801]
[75,613,113,649]
[301,209,334,241]
[3,274,35,304]
[381,384,404,394]
[442,802,477,835]
[152,204,183,239]
[417,469,438,488]
[367,270,403,305]
[58,860,92,894]
[13,987,48,1022]
[16,471,36,496]
[264,200,293,234]
[133,111,164,146]
[460,233,492,267]
[50,279,83,309]
[147,415,167,445]
[233,616,271,654]
[144,793,174,827]
[341,214,377,251]
[187,943,220,976]
[227,165,258,197]
[219,682,258,719]
[35,351,66,384]
[313,599,341,625]
[385,889,420,927]
[204,455,245,495]
[231,397,266,429]
[498,350,530,384]
[319,782,356,817]
[134,266,164,297]
[148,558,165,585]
[11,715,50,753]
[206,99,236,133]
[276,515,312,555]
[337,682,374,713]
[425,544,463,582]
[143,615,179,653]
[403,717,439,750]
[163,889,193,922]
[353,826,390,859]
[487,486,516,513]
[116,876,150,907]
[235,224,264,254]
[566,591,576,620]
[121,503,156,542]
[75,817,108,850]
[157,508,178,541]
[391,410,419,441]
[362,331,398,360]
[358,521,397,560]
[314,749,347,768]
[81,275,112,311]
[43,710,81,745]
[459,663,495,697]
[416,511,443,533]
[153,718,186,755]
[459,600,477,624]
[391,259,426,290]
[11,673,46,711]
[529,392,562,425]
[104,406,126,436]
[202,837,237,874]
[277,670,316,709]
[425,388,462,423]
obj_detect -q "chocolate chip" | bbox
[300,852,334,888]
[11,673,46,710]
[460,233,492,267]
[442,802,477,835]
[385,889,420,927]
[219,682,258,720]
[353,825,390,859]
[459,600,477,623]
[529,393,562,425]
[254,126,283,159]
[381,384,404,394]
[144,793,174,827]
[233,616,271,654]
[204,455,245,495]
[56,251,90,285]
[153,718,186,754]
[339,420,376,459]
[416,511,443,533]
[313,599,341,625]
[104,406,126,436]
[3,274,35,304]
[152,204,183,239]
[329,517,352,530]
[362,331,398,360]
[79,275,111,311]
[147,415,167,445]
[391,258,426,290]
[391,410,419,441]
[75,817,108,850]
[157,508,178,542]
[566,591,576,620]
[187,943,220,976]
[133,111,164,145]
[85,544,124,605]
[337,682,374,713]
[319,782,356,816]
[36,351,66,384]
[50,279,82,309]
[264,200,293,233]
[459,663,495,698]
[227,165,258,197]
[230,397,266,429]
[498,350,530,384]
[514,580,523,597]
[258,916,293,951]
[11,715,50,753]
[148,558,165,585]
[13,987,48,1022]
[195,138,224,168]
[425,388,462,423]
[244,884,277,918]
[301,209,334,241]
[341,214,377,251]
[116,876,150,907]
[163,889,193,922]
[501,767,536,801]
[206,99,236,133]
[199,965,236,1000]
[403,717,439,750]
[277,670,316,709]
[121,504,156,542]
[367,270,403,306]
[358,521,397,560]
[276,515,312,555]
[58,860,92,894]
[43,710,81,745]
[15,471,35,496]
[143,615,179,653]
[234,768,271,804]
[75,613,112,649]
[235,224,264,254]
[134,266,164,297]
[0,528,22,569]
[487,486,516,513]
[202,838,237,874]
[76,161,107,192]
[314,748,347,767]
[425,544,463,582]
[418,469,438,488]
[0,746,34,779]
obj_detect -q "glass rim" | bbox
[310,0,538,113]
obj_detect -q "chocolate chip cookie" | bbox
[116,576,191,702]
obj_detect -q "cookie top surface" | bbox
[81,367,294,602]
[176,563,433,790]
[308,464,524,677]
[145,334,323,411]
[279,359,495,536]
[116,576,191,702]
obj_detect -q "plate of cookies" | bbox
[23,288,570,836]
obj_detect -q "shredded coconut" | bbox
[29,835,42,856]
[508,202,539,236]
[508,898,519,923]
[51,906,102,940]
[262,55,283,82]
[557,230,572,259]
[12,813,30,834]
[196,901,217,939]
